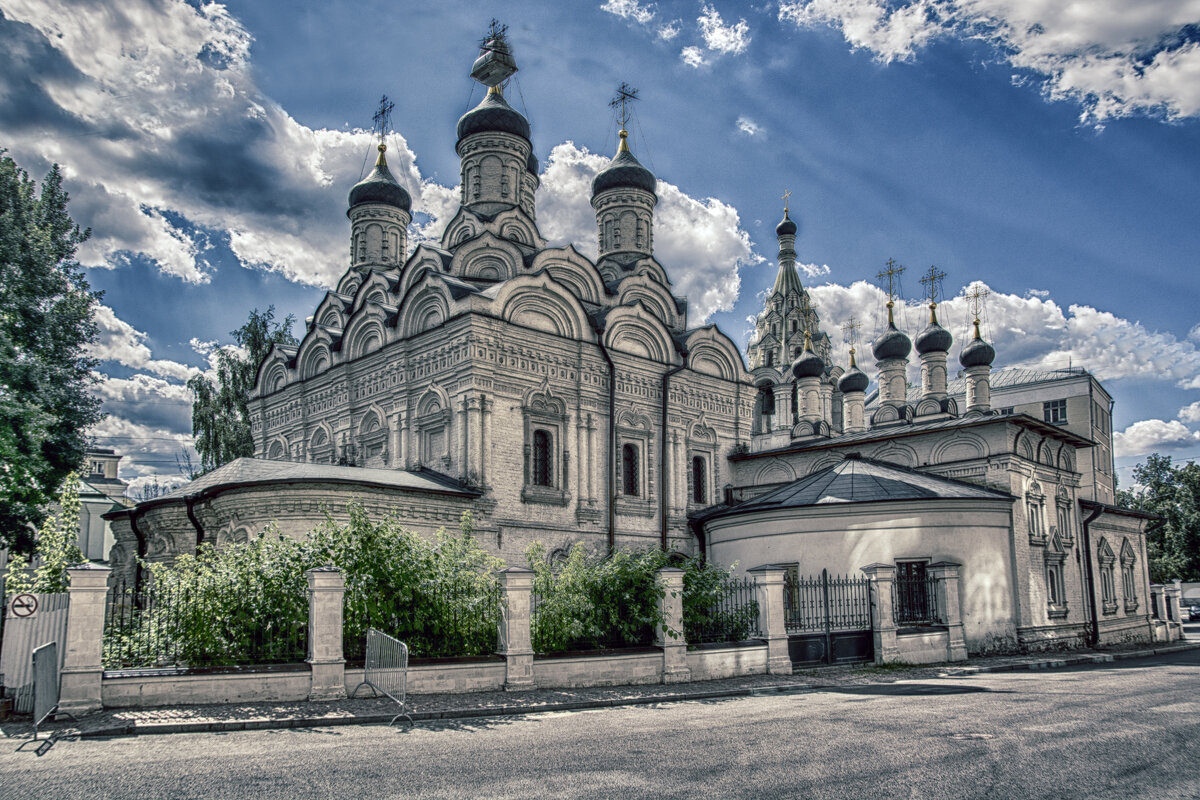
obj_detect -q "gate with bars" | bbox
[783,569,874,667]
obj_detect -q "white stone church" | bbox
[106,32,1159,655]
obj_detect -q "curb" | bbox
[77,682,816,739]
[946,640,1200,675]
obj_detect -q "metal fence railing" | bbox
[784,570,873,634]
[103,578,308,670]
[894,575,943,627]
[349,628,411,725]
[684,576,760,645]
[530,590,656,654]
[343,579,502,663]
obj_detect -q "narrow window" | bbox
[622,443,639,497]
[759,385,775,415]
[532,429,553,487]
[691,456,707,504]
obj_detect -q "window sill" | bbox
[1124,600,1139,613]
[1101,602,1119,616]
[521,486,570,506]
[1047,605,1069,620]
[615,496,655,517]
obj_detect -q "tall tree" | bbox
[187,307,296,474]
[1117,453,1200,583]
[0,153,103,553]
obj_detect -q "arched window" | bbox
[532,429,553,487]
[622,443,640,497]
[759,385,775,415]
[691,456,706,504]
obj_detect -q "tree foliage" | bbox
[1117,454,1200,582]
[4,473,86,596]
[187,306,296,474]
[0,153,103,552]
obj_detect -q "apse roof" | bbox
[705,455,1011,522]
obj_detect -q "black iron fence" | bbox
[784,570,872,634]
[343,578,503,663]
[530,590,656,653]
[894,575,943,627]
[684,576,760,645]
[103,577,308,670]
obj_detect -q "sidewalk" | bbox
[4,639,1196,741]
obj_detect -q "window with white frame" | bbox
[1043,399,1067,424]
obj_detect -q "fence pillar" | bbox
[59,563,111,717]
[860,563,899,665]
[748,565,792,675]
[1164,582,1183,641]
[655,567,691,684]
[306,567,346,701]
[500,567,535,691]
[928,561,968,662]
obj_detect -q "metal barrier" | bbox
[30,641,74,741]
[349,628,412,725]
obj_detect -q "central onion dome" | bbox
[592,130,657,196]
[872,304,912,361]
[914,305,953,354]
[838,350,870,393]
[457,87,531,144]
[960,320,996,368]
[348,144,412,212]
[792,332,825,379]
[776,208,797,237]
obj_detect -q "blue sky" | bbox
[2,0,1198,494]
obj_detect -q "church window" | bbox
[1025,483,1045,544]
[1043,399,1067,424]
[765,351,775,368]
[472,171,481,200]
[759,385,775,416]
[1045,531,1068,619]
[622,444,640,497]
[791,320,797,333]
[522,392,569,505]
[1097,538,1117,614]
[613,223,622,249]
[691,456,707,504]
[501,170,510,197]
[532,429,553,487]
[1120,539,1138,611]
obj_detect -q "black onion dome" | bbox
[592,140,657,196]
[348,150,411,212]
[456,90,531,143]
[872,322,912,361]
[776,209,797,237]
[915,321,952,354]
[960,335,996,368]
[792,347,825,380]
[838,366,869,394]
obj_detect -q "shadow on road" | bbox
[828,683,1003,696]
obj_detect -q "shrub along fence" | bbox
[683,574,760,645]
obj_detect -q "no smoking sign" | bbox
[9,593,38,618]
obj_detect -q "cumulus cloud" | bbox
[736,116,763,136]
[698,4,752,55]
[799,261,831,278]
[88,413,195,479]
[601,0,657,24]
[1114,418,1200,458]
[658,21,682,40]
[1179,401,1200,424]
[90,305,199,381]
[532,143,762,323]
[681,45,708,67]
[777,0,1200,123]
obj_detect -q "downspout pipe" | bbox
[185,496,205,551]
[1081,504,1104,647]
[598,341,617,554]
[660,355,688,552]
[129,511,147,595]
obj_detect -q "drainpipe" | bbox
[185,496,205,551]
[1081,504,1104,647]
[660,354,688,552]
[129,511,147,595]
[597,341,617,554]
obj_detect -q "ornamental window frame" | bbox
[1120,538,1138,612]
[686,419,718,510]
[615,412,653,516]
[521,389,570,506]
[1026,481,1047,545]
[1045,530,1068,620]
[1055,488,1074,546]
[415,394,450,469]
[1097,537,1118,615]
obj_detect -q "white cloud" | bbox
[90,305,199,381]
[1179,402,1200,424]
[530,143,762,323]
[1026,288,1050,298]
[1189,323,1200,342]
[681,46,708,67]
[799,261,831,278]
[777,0,1200,123]
[658,21,682,40]
[87,414,195,480]
[736,116,763,136]
[698,4,752,55]
[601,0,657,25]
[1114,418,1200,458]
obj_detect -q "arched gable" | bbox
[685,327,748,382]
[396,244,452,297]
[398,276,455,339]
[529,246,604,305]
[686,414,716,444]
[806,455,843,475]
[253,345,296,397]
[494,273,593,341]
[614,273,681,329]
[523,381,568,416]
[266,437,287,460]
[342,306,390,361]
[930,432,989,464]
[756,460,796,484]
[416,383,451,417]
[603,304,678,364]
[449,232,524,284]
[312,292,351,330]
[440,206,487,251]
[308,421,335,463]
[350,270,397,315]
[491,207,544,249]
[296,326,339,380]
[871,442,919,468]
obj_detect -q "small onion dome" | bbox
[776,208,797,237]
[872,304,912,361]
[838,349,869,393]
[914,305,952,354]
[457,86,531,144]
[348,144,411,212]
[592,130,657,196]
[792,333,825,379]
[960,320,996,368]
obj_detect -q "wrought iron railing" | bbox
[784,570,872,634]
[894,575,943,626]
[343,578,502,663]
[103,577,308,670]
[684,576,760,645]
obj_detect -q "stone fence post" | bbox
[860,563,899,665]
[748,564,792,675]
[655,567,691,683]
[1150,585,1165,620]
[928,561,968,662]
[1164,582,1183,640]
[500,567,534,691]
[59,563,111,716]
[306,567,346,701]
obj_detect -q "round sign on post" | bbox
[10,593,38,618]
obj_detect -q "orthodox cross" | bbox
[781,188,792,212]
[841,316,861,349]
[610,82,639,131]
[482,18,508,49]
[372,95,395,143]
[965,284,990,323]
[876,258,904,303]
[919,265,946,306]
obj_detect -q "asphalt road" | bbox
[3,649,1198,800]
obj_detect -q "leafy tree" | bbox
[4,473,86,596]
[1117,454,1200,582]
[187,306,296,474]
[0,153,103,553]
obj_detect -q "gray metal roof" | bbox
[707,456,1011,521]
[867,366,1095,407]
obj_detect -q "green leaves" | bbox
[1120,454,1200,583]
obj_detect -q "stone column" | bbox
[860,563,899,665]
[928,561,968,662]
[964,365,991,413]
[59,563,112,717]
[500,567,535,691]
[306,567,346,701]
[466,393,482,484]
[748,564,792,675]
[655,567,691,683]
[1164,582,1183,641]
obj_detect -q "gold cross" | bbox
[841,316,861,348]
[781,188,791,211]
[965,284,990,322]
[919,265,947,305]
[877,258,904,302]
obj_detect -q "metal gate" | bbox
[783,569,874,667]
